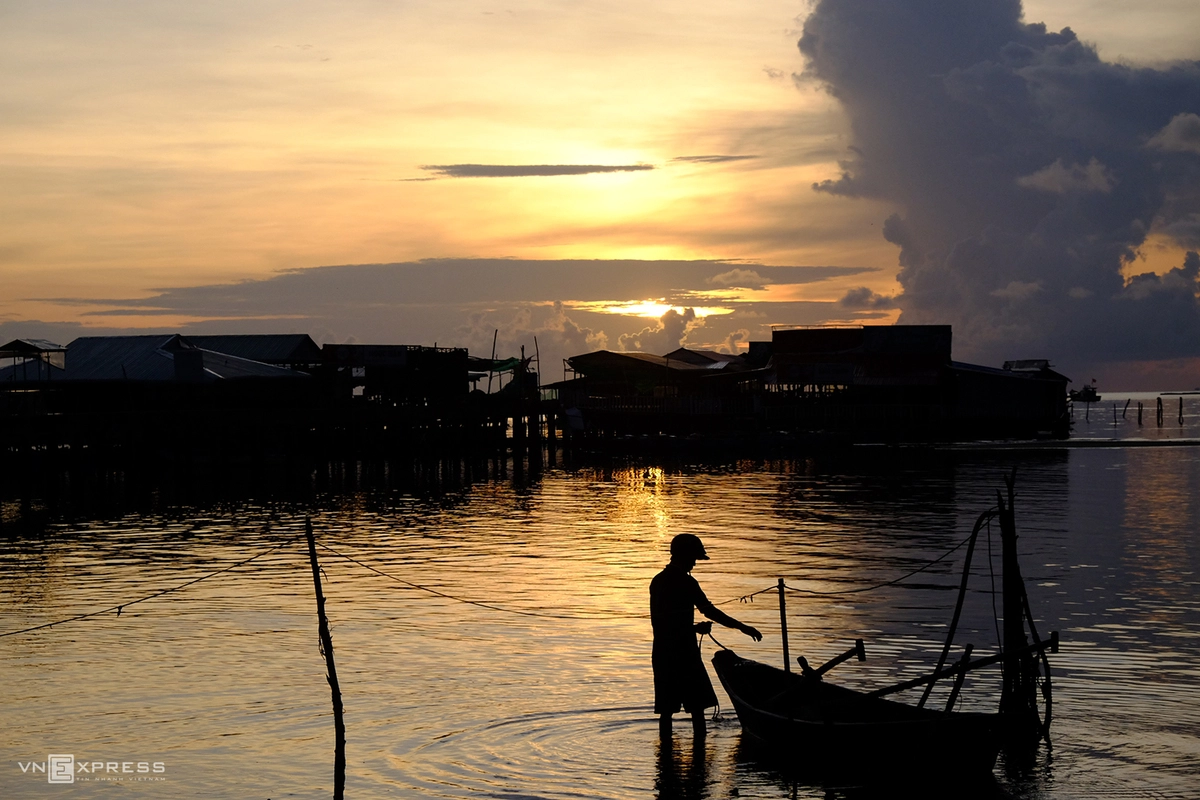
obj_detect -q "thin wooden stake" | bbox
[944,644,974,713]
[306,518,346,800]
[778,578,790,673]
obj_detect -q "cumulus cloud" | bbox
[618,308,702,354]
[990,280,1043,300]
[706,268,769,289]
[421,163,654,178]
[798,0,1200,375]
[1122,251,1200,301]
[720,328,751,354]
[1147,113,1200,154]
[838,286,898,310]
[1160,215,1200,249]
[1016,158,1115,194]
[456,301,609,384]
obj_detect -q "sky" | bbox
[1,1,1199,389]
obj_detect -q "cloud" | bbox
[22,258,869,382]
[706,269,768,289]
[763,67,786,81]
[1016,158,1115,194]
[1147,113,1200,155]
[1160,215,1200,249]
[618,307,701,354]
[720,328,751,353]
[990,280,1043,300]
[1122,250,1200,301]
[420,164,654,178]
[798,0,1200,377]
[456,301,609,382]
[670,155,760,164]
[837,286,898,310]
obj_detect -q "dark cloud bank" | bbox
[802,0,1200,384]
[11,260,864,386]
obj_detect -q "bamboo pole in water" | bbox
[306,518,346,800]
[777,578,790,673]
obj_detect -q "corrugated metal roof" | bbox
[663,348,743,367]
[189,334,322,365]
[568,350,712,373]
[64,335,184,380]
[198,348,306,380]
[0,338,65,355]
[0,358,62,382]
[0,335,310,383]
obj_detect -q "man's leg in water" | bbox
[659,713,672,736]
[691,710,706,736]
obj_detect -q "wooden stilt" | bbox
[944,644,974,713]
[777,578,790,673]
[998,476,1040,747]
[306,518,346,800]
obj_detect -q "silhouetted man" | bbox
[651,533,762,736]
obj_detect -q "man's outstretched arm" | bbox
[695,597,763,641]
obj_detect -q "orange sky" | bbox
[1,1,1198,387]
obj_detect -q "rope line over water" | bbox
[2,518,995,635]
[0,532,304,639]
[315,541,651,620]
[737,524,987,601]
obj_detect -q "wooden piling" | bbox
[1180,397,1185,426]
[1122,399,1130,419]
[998,477,1040,747]
[1157,396,1164,427]
[944,644,974,713]
[1138,402,1143,426]
[306,518,346,800]
[777,578,791,673]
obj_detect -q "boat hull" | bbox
[712,649,1000,778]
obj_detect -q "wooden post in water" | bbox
[1123,399,1130,419]
[998,477,1039,748]
[944,643,974,713]
[1180,397,1185,426]
[306,518,346,800]
[777,578,791,673]
[1157,396,1164,427]
[1138,402,1143,426]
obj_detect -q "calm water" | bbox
[2,438,1199,797]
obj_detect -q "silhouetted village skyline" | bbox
[2,325,1070,473]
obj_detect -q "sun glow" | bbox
[568,300,734,318]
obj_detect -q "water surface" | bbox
[2,445,1198,798]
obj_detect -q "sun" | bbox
[568,300,734,318]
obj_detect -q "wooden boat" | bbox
[711,476,1057,779]
[712,648,1001,776]
[1069,384,1101,403]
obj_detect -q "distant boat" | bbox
[1069,383,1101,403]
